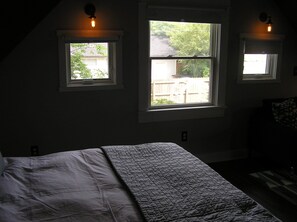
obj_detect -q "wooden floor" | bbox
[209,158,297,222]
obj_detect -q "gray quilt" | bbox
[102,142,280,222]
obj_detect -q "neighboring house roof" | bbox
[71,43,106,57]
[150,35,176,57]
[83,44,106,57]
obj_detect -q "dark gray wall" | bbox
[0,0,297,161]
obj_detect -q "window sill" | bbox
[138,105,226,122]
[59,83,123,92]
[238,78,280,84]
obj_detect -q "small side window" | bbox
[238,34,284,83]
[57,30,123,91]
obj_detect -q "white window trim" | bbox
[57,30,123,91]
[238,33,284,84]
[138,2,230,122]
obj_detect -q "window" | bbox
[138,2,230,122]
[150,21,215,106]
[57,30,123,91]
[238,33,284,83]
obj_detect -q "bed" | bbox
[0,142,280,222]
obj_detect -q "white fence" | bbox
[151,77,210,104]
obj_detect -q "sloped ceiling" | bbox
[0,1,61,62]
[0,0,296,63]
[274,0,297,32]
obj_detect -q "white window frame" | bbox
[238,33,284,83]
[138,1,230,122]
[149,22,218,109]
[57,30,123,91]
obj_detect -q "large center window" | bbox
[150,21,214,107]
[138,2,230,122]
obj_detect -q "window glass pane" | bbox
[243,54,268,74]
[151,59,211,106]
[70,42,109,80]
[150,21,211,57]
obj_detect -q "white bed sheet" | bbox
[0,148,143,222]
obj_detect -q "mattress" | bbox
[0,143,280,222]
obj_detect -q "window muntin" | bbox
[149,21,217,108]
[57,30,123,91]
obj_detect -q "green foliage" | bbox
[70,44,91,79]
[150,21,175,37]
[93,68,108,78]
[96,44,108,56]
[151,98,175,106]
[150,21,211,77]
[70,43,108,79]
[167,23,210,57]
[201,66,210,77]
[177,59,210,78]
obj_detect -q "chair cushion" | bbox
[272,98,297,129]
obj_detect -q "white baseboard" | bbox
[197,149,249,163]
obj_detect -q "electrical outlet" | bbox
[31,145,39,156]
[181,131,188,142]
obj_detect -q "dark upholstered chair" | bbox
[249,97,297,172]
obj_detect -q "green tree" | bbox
[150,21,175,37]
[70,43,92,79]
[93,68,108,78]
[96,44,108,56]
[70,43,108,79]
[168,23,210,56]
[150,21,211,77]
[168,23,210,77]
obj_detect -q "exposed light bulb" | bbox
[266,16,272,33]
[84,4,96,28]
[91,17,96,28]
[267,23,272,32]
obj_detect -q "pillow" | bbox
[272,98,297,129]
[0,151,5,175]
[262,98,291,121]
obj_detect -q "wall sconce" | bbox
[84,3,96,28]
[259,12,273,32]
